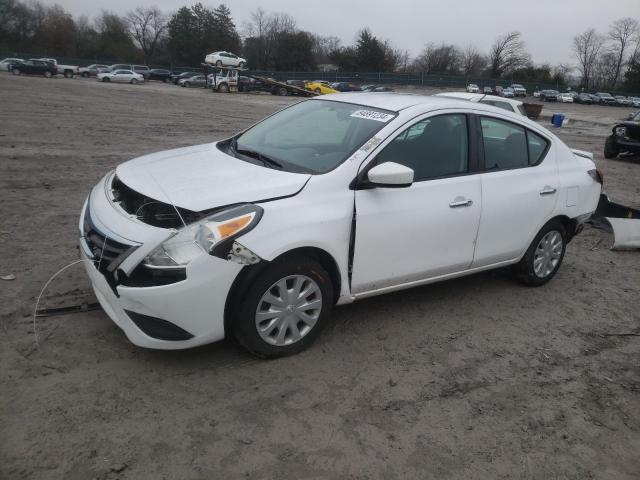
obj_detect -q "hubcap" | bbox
[255,275,322,346]
[533,230,563,278]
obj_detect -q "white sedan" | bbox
[436,91,526,116]
[0,58,23,71]
[558,93,574,103]
[80,94,602,357]
[466,83,480,93]
[204,51,247,68]
[97,69,144,84]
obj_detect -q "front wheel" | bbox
[604,135,620,159]
[232,255,334,358]
[314,87,322,94]
[216,60,223,67]
[130,78,138,84]
[238,61,245,69]
[82,72,89,78]
[218,83,229,93]
[513,220,567,287]
[102,77,110,82]
[63,71,73,78]
[12,68,20,75]
[44,71,52,78]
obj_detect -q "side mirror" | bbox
[367,162,414,188]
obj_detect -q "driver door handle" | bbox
[449,198,474,208]
[539,186,557,196]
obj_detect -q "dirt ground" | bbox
[1,74,639,480]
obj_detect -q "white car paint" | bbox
[558,93,574,103]
[97,70,144,84]
[435,92,525,115]
[0,58,23,71]
[466,84,479,93]
[204,51,246,68]
[81,93,601,352]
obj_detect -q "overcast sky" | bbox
[42,0,639,65]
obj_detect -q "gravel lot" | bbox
[1,74,639,479]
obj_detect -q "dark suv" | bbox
[10,59,57,77]
[604,112,640,159]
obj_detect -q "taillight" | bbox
[588,168,604,185]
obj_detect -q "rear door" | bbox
[472,115,558,267]
[351,112,482,294]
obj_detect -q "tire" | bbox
[82,72,89,78]
[130,78,138,84]
[44,71,52,78]
[604,135,620,159]
[63,71,73,78]
[216,60,223,67]
[12,68,20,75]
[218,83,229,93]
[276,87,288,96]
[183,82,189,87]
[314,87,321,94]
[102,77,110,82]
[238,61,245,69]
[513,220,567,287]
[231,255,334,358]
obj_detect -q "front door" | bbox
[351,113,482,294]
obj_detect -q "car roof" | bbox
[317,92,528,114]
[435,91,523,106]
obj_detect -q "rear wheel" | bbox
[218,83,229,93]
[12,68,20,75]
[314,87,321,94]
[513,220,567,286]
[183,82,190,87]
[130,78,138,84]
[277,87,288,96]
[216,60,223,67]
[81,72,89,78]
[604,135,620,159]
[102,77,110,82]
[232,255,333,358]
[44,71,52,78]
[63,71,73,78]
[238,61,245,69]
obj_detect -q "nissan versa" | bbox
[80,93,602,357]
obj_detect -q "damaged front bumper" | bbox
[79,175,246,349]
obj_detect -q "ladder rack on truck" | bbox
[201,64,318,97]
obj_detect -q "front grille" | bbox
[83,207,136,279]
[111,175,202,228]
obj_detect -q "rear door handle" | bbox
[540,186,557,196]
[449,198,473,208]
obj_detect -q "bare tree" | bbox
[488,31,530,77]
[573,28,605,89]
[461,45,486,77]
[413,42,461,74]
[608,17,639,87]
[126,6,167,63]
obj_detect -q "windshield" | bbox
[232,100,395,174]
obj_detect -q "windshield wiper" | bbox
[234,145,284,170]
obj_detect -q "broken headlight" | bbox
[615,126,627,137]
[143,204,263,270]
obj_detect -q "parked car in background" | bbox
[361,85,393,92]
[148,69,172,82]
[628,97,640,108]
[540,90,559,102]
[558,92,574,103]
[0,58,23,71]
[614,96,631,107]
[501,87,515,98]
[509,84,527,97]
[79,64,109,77]
[97,69,144,84]
[596,92,617,106]
[305,81,339,94]
[533,90,541,98]
[436,91,526,116]
[170,71,200,85]
[204,51,246,68]
[107,64,151,79]
[79,93,601,356]
[10,59,57,77]
[575,93,593,104]
[604,113,640,158]
[483,86,493,95]
[179,75,206,87]
[589,93,601,103]
[36,58,79,77]
[466,83,480,93]
[331,82,362,92]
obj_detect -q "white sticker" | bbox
[350,110,394,123]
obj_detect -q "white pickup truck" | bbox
[37,58,79,78]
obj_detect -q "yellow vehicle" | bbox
[305,81,339,95]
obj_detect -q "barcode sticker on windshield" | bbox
[350,110,394,122]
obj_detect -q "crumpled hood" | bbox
[115,143,311,211]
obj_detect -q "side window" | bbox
[528,131,549,165]
[376,114,468,180]
[480,99,513,113]
[480,117,528,170]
